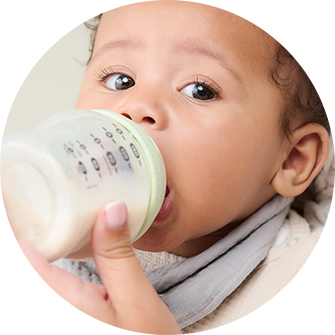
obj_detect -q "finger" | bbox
[91,200,159,311]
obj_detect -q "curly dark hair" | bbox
[83,0,335,137]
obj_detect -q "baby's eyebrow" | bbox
[91,38,144,62]
[91,38,243,86]
[175,42,243,85]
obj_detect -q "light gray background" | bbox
[0,0,97,136]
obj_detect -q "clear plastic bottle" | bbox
[1,109,166,262]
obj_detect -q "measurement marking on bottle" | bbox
[86,184,98,189]
[90,133,95,137]
[122,135,126,140]
[112,139,116,144]
[67,147,76,158]
[85,176,88,182]
[91,158,100,171]
[128,163,132,169]
[99,173,102,178]
[115,168,118,173]
[77,151,82,157]
[119,146,130,161]
[103,155,112,175]
[78,162,87,174]
[130,143,140,158]
[112,123,117,128]
[139,160,142,166]
[100,144,104,149]
[106,152,117,166]
[86,150,89,155]
[102,127,107,131]
[76,140,80,144]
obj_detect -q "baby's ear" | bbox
[271,123,330,197]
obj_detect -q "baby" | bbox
[18,1,330,334]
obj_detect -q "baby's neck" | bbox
[168,220,242,257]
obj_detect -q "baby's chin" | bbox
[132,226,184,253]
[131,227,207,257]
[132,232,173,252]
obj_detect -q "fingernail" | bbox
[104,200,127,229]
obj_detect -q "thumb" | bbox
[91,199,156,310]
[92,199,133,260]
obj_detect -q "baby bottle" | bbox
[1,109,166,262]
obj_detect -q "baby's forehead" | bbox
[98,2,278,77]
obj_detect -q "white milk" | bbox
[1,109,166,262]
[2,160,148,262]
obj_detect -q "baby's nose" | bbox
[116,89,169,130]
[121,111,156,125]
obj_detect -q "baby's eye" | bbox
[181,83,215,100]
[105,74,135,90]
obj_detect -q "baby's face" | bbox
[76,1,288,254]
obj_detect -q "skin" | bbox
[76,1,288,256]
[18,2,329,333]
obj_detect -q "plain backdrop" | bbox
[0,0,97,137]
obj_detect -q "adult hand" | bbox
[18,199,180,334]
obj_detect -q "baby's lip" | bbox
[155,184,173,222]
[164,185,170,199]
